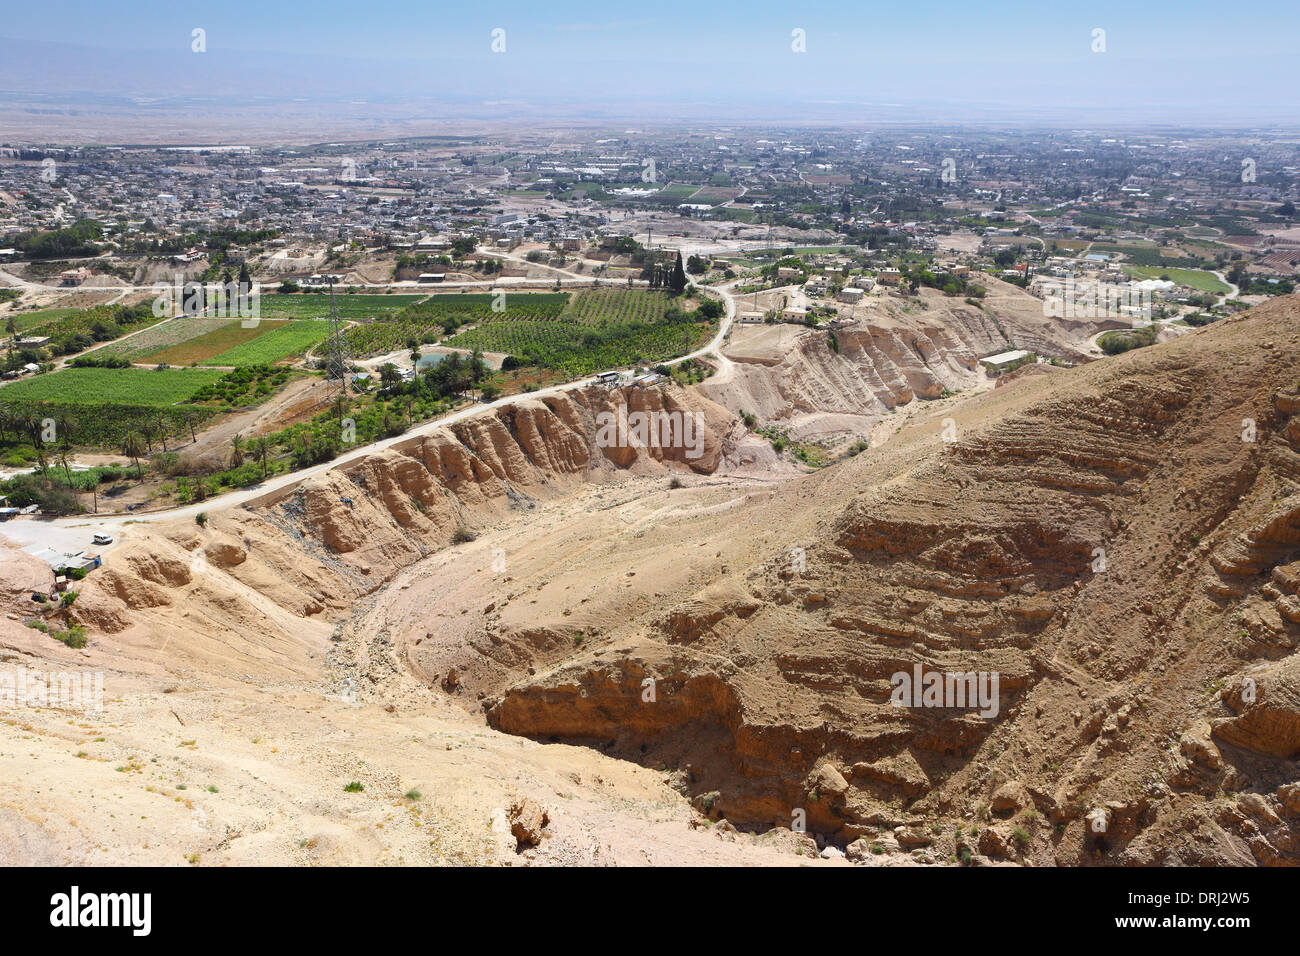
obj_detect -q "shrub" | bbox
[1098,325,1157,355]
[70,354,131,369]
[55,624,87,649]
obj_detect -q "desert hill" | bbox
[489,296,1300,864]
[1,295,1296,865]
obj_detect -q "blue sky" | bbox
[3,0,1297,121]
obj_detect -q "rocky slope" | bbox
[701,278,1117,444]
[5,296,1297,867]
[74,385,751,636]
[487,296,1300,865]
[0,382,824,866]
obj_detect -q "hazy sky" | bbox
[3,0,1298,123]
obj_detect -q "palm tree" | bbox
[56,413,76,450]
[155,414,169,453]
[56,450,73,485]
[18,410,40,448]
[248,436,271,478]
[139,419,156,454]
[121,432,145,479]
[229,432,245,468]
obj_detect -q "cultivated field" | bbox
[345,293,568,357]
[1122,265,1230,294]
[203,320,331,366]
[139,320,328,366]
[0,366,225,406]
[447,288,714,375]
[94,318,236,360]
[5,307,80,332]
[260,293,425,320]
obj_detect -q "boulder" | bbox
[807,762,849,799]
[991,782,1028,814]
[894,826,933,847]
[507,797,549,848]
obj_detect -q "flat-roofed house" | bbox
[979,349,1036,375]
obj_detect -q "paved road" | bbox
[1,260,740,553]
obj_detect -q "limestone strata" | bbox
[489,299,1300,863]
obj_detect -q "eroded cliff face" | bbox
[487,298,1300,865]
[75,385,745,645]
[43,297,1300,866]
[700,281,1114,440]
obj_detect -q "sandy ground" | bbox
[0,516,123,558]
[0,470,853,867]
[0,672,825,866]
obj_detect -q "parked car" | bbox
[92,533,113,546]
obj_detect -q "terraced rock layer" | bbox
[489,297,1300,864]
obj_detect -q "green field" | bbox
[0,367,225,406]
[1090,243,1211,269]
[259,293,425,320]
[345,293,569,357]
[446,288,715,376]
[1043,239,1091,253]
[204,319,330,366]
[748,245,859,257]
[5,307,80,332]
[1122,266,1229,294]
[135,319,329,366]
[711,208,759,224]
[95,317,236,360]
